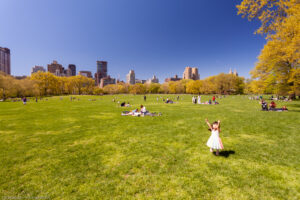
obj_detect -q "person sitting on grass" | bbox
[120,102,126,107]
[261,99,268,111]
[22,97,27,105]
[269,101,276,110]
[205,119,224,156]
[141,105,147,114]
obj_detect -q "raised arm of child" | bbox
[205,119,212,130]
[217,120,221,131]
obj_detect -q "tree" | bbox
[238,0,300,96]
[129,83,146,94]
[30,72,58,96]
[168,81,185,94]
[159,83,169,94]
[146,83,161,94]
[186,80,202,94]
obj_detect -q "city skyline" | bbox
[0,0,264,81]
[1,48,238,84]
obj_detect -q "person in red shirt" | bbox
[269,101,276,110]
[212,96,216,102]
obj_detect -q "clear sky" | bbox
[0,0,265,81]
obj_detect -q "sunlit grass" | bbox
[0,95,299,199]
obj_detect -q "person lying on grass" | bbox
[165,98,174,104]
[120,102,131,107]
[121,109,162,117]
[205,119,224,156]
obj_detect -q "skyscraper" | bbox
[95,61,108,85]
[183,67,199,80]
[126,70,135,85]
[31,66,45,74]
[191,67,200,80]
[183,67,192,79]
[0,47,11,75]
[68,64,76,76]
[47,60,64,75]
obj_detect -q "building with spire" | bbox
[234,69,238,76]
[146,75,159,84]
[229,68,238,76]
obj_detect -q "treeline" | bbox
[0,72,95,99]
[0,71,246,98]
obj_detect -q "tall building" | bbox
[100,76,116,88]
[95,61,108,85]
[68,64,76,76]
[47,60,64,75]
[229,68,238,76]
[165,75,182,82]
[64,68,72,77]
[0,47,11,75]
[183,67,192,79]
[126,70,135,85]
[146,75,159,84]
[183,67,199,80]
[191,68,200,80]
[78,71,93,78]
[31,66,45,74]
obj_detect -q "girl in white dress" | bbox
[205,119,224,155]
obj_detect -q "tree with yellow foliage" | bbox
[237,0,300,97]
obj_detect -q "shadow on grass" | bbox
[287,110,300,113]
[213,150,235,158]
[287,104,300,108]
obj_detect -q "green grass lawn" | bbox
[0,95,299,200]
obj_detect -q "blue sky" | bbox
[0,0,265,81]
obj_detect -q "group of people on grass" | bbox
[260,99,288,111]
[192,95,219,105]
[249,95,293,102]
[121,104,162,117]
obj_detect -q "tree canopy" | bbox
[237,0,300,96]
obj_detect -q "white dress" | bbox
[206,130,224,149]
[197,96,201,104]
